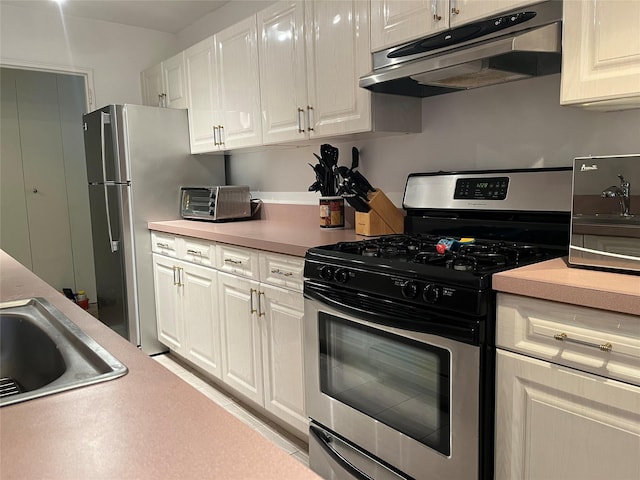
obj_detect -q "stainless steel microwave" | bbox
[569,154,640,273]
[180,186,251,222]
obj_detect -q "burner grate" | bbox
[0,377,24,399]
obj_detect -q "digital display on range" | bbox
[454,177,509,200]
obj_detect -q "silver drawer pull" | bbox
[553,332,613,352]
[187,249,203,257]
[224,258,243,265]
[156,242,170,249]
[271,268,293,277]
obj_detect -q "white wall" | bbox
[176,0,277,50]
[0,3,177,106]
[226,74,640,204]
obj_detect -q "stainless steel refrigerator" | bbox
[83,104,225,354]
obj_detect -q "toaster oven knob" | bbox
[401,281,418,299]
[422,284,441,304]
[334,268,349,284]
[319,265,334,281]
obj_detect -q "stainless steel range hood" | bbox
[360,1,562,98]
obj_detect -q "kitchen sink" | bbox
[0,298,127,407]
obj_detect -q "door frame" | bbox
[0,58,95,111]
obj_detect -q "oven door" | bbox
[304,282,481,480]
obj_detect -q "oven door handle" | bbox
[309,424,412,480]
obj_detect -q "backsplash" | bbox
[227,74,640,205]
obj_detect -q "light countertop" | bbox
[493,257,640,316]
[0,250,319,480]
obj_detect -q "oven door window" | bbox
[319,313,451,456]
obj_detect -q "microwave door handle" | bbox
[100,112,119,253]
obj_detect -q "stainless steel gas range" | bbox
[303,168,573,480]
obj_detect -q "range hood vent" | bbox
[360,1,562,98]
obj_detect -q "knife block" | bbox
[355,190,404,236]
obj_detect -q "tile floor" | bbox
[153,353,310,468]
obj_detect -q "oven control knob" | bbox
[422,284,441,303]
[401,281,419,299]
[334,268,349,284]
[319,265,334,281]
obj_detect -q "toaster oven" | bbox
[180,186,251,222]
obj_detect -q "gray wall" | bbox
[227,74,640,203]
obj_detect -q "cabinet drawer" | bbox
[259,252,304,292]
[497,293,640,386]
[151,232,179,257]
[182,238,215,267]
[216,244,259,279]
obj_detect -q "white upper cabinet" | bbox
[305,0,373,138]
[561,0,640,110]
[141,52,187,109]
[259,0,375,143]
[258,0,421,144]
[257,2,309,144]
[370,0,540,51]
[184,37,219,153]
[215,16,263,149]
[371,1,447,52]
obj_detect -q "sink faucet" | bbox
[601,174,631,216]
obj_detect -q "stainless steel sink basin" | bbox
[0,298,127,406]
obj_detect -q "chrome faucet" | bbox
[601,174,631,217]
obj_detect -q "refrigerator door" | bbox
[83,105,127,185]
[86,182,130,340]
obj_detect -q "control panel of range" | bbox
[308,262,486,317]
[454,177,509,200]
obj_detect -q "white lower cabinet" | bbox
[152,253,221,378]
[217,255,308,436]
[151,232,307,437]
[218,272,263,404]
[495,293,640,480]
[260,282,307,434]
[495,350,640,480]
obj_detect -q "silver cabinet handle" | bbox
[218,125,225,145]
[432,0,442,20]
[270,268,293,277]
[258,291,266,317]
[451,0,459,14]
[156,242,170,249]
[172,266,179,286]
[250,288,258,314]
[186,249,203,257]
[297,107,305,133]
[307,106,314,132]
[224,258,243,265]
[212,125,219,145]
[553,332,613,352]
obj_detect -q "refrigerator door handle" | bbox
[101,112,119,253]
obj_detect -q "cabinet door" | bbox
[258,1,309,144]
[215,16,263,149]
[305,0,372,137]
[162,52,187,109]
[182,262,221,378]
[370,0,447,52]
[152,254,183,352]
[495,349,640,480]
[141,63,163,107]
[260,283,307,435]
[449,0,536,27]
[218,272,263,404]
[185,37,220,153]
[561,0,640,109]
